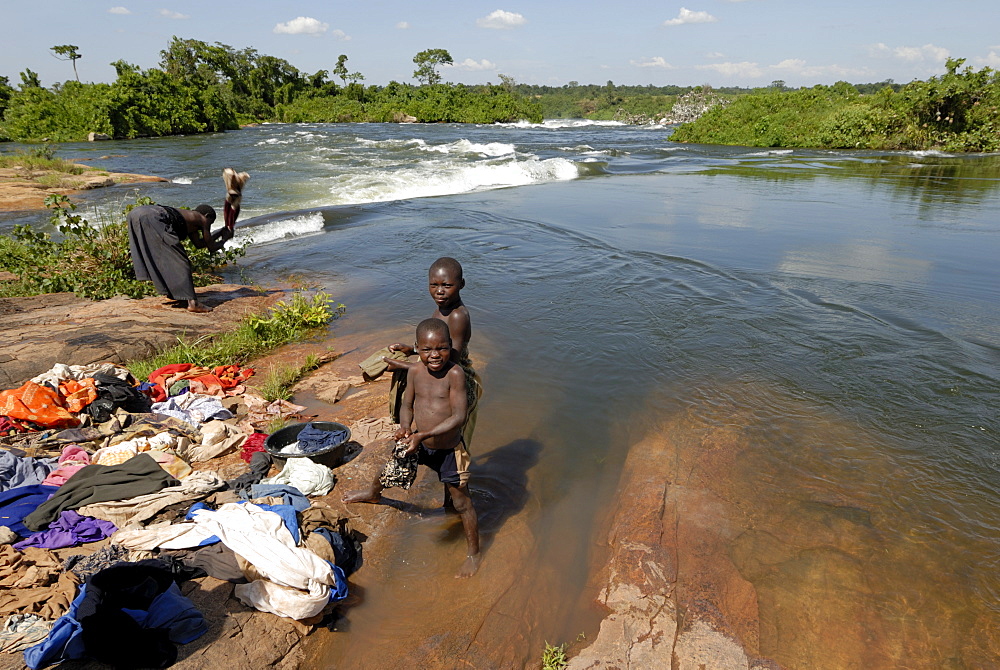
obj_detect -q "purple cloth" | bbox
[13,510,116,550]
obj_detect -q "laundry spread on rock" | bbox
[0,354,364,669]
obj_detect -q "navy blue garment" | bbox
[0,485,58,537]
[246,483,310,511]
[296,423,348,453]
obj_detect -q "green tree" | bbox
[51,44,82,82]
[20,69,41,89]
[413,48,453,85]
[333,54,349,85]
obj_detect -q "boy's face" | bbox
[428,267,464,309]
[416,330,452,372]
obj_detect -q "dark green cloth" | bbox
[23,453,178,531]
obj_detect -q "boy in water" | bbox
[386,257,482,447]
[343,319,481,577]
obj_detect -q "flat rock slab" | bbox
[0,285,285,388]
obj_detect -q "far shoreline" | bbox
[0,161,168,212]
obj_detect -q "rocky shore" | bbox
[0,163,167,212]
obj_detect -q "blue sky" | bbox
[5,1,999,89]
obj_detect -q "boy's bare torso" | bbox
[410,363,465,450]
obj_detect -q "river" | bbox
[3,121,999,668]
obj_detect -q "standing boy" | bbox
[385,257,482,446]
[343,319,481,578]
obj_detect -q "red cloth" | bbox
[0,381,78,429]
[240,432,268,463]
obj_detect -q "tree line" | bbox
[0,39,542,142]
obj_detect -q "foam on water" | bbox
[232,212,325,245]
[171,177,194,184]
[321,156,581,205]
[744,149,795,157]
[419,139,516,157]
[497,118,627,129]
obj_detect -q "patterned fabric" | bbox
[378,441,419,490]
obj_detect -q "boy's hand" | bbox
[402,432,421,456]
[393,426,410,441]
[383,357,411,371]
[388,343,413,355]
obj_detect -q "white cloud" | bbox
[770,59,870,79]
[109,6,131,14]
[868,42,949,63]
[159,9,189,19]
[331,29,351,41]
[705,51,725,59]
[664,8,717,26]
[477,10,527,29]
[697,61,762,78]
[274,17,329,35]
[630,57,674,69]
[396,21,410,29]
[974,50,1000,67]
[452,58,498,71]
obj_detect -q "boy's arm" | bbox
[190,221,233,252]
[395,367,417,440]
[405,367,468,452]
[448,310,471,359]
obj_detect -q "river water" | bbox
[4,121,999,667]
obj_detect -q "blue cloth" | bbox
[295,423,348,453]
[0,451,56,492]
[328,562,349,602]
[0,485,58,537]
[246,483,310,511]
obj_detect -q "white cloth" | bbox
[151,393,234,427]
[31,362,131,387]
[261,457,334,496]
[112,503,336,620]
[178,420,247,462]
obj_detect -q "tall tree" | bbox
[412,48,452,85]
[333,54,349,85]
[51,45,82,82]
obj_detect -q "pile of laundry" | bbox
[0,361,362,669]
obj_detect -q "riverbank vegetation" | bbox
[0,39,541,142]
[671,59,1000,152]
[0,195,247,299]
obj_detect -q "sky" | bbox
[4,1,1000,89]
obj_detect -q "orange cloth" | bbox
[0,381,78,429]
[58,378,99,413]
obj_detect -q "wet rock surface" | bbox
[0,285,284,388]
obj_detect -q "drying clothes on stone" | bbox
[261,457,335,496]
[4,424,111,459]
[55,378,99,414]
[114,412,200,445]
[0,614,52,654]
[379,441,420,490]
[147,364,255,403]
[23,560,207,670]
[0,449,56,492]
[240,395,306,432]
[13,510,116,551]
[245,484,310,512]
[117,502,342,620]
[161,543,247,583]
[40,445,90,488]
[23,453,179,532]
[222,168,250,229]
[151,393,234,428]
[0,381,79,430]
[0,545,78,620]
[174,419,247,462]
[359,347,410,423]
[147,364,211,403]
[30,363,132,388]
[84,373,152,422]
[0,485,59,537]
[299,504,363,577]
[226,450,273,497]
[91,431,177,465]
[77,470,224,529]
[62,544,132,581]
[240,432,268,463]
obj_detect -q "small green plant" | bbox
[541,642,568,670]
[258,354,322,401]
[127,295,342,382]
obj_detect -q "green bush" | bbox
[0,194,247,299]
